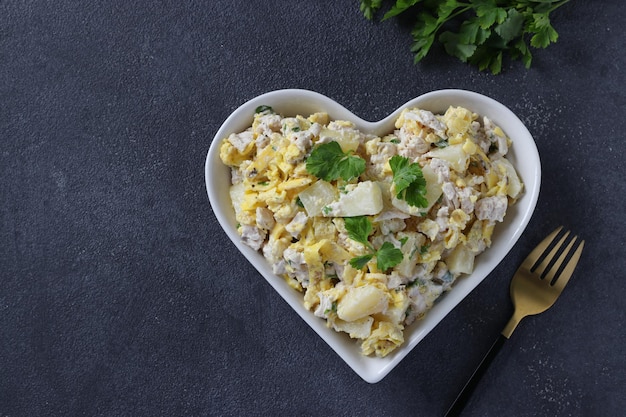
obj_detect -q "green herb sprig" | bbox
[359,0,571,74]
[306,141,366,182]
[389,155,428,208]
[344,216,404,271]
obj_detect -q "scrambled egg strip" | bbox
[220,106,523,357]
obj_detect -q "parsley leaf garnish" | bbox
[389,155,428,208]
[344,216,372,246]
[344,216,404,271]
[376,242,404,271]
[359,0,571,74]
[306,141,366,182]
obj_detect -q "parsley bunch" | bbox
[359,0,571,74]
[344,216,404,271]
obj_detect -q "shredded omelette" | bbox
[219,105,523,357]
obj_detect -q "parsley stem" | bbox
[434,5,472,34]
[548,0,571,13]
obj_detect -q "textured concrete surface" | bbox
[1,1,625,416]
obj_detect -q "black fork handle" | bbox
[444,334,507,417]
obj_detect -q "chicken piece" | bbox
[256,207,275,231]
[240,225,266,251]
[475,195,508,222]
[227,130,254,153]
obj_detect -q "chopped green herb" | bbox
[441,271,454,283]
[399,236,409,247]
[324,301,338,315]
[407,278,422,288]
[434,138,449,148]
[255,105,274,114]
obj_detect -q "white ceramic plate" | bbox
[205,89,541,383]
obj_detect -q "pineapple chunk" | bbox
[337,285,388,322]
[319,129,360,152]
[298,180,337,217]
[323,181,383,217]
[426,144,469,173]
[446,244,475,275]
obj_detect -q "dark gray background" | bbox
[1,1,624,416]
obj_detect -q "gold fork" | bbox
[445,227,585,417]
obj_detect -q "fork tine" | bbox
[544,234,578,285]
[552,239,585,292]
[520,226,563,272]
[533,229,570,277]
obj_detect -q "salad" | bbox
[218,104,523,357]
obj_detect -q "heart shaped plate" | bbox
[205,89,540,383]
